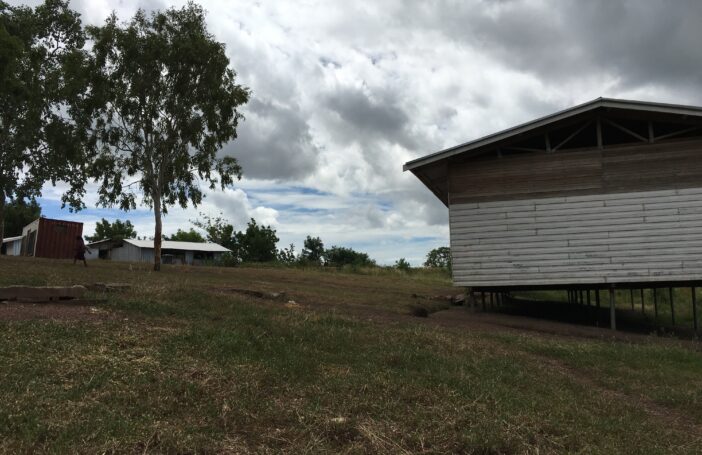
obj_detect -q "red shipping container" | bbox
[22,218,84,259]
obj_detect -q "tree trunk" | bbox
[153,193,162,271]
[0,192,5,248]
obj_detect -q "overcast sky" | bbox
[13,0,702,264]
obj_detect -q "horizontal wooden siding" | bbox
[449,139,702,204]
[450,187,702,287]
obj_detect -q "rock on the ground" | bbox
[0,285,87,303]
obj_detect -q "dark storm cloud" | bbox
[565,0,702,91]
[224,98,320,180]
[323,86,419,150]
[415,0,702,97]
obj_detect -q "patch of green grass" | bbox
[490,331,702,424]
[1,257,702,452]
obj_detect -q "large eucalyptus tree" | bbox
[0,0,87,243]
[85,2,249,270]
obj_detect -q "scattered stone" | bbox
[330,417,347,424]
[285,300,300,309]
[0,285,86,303]
[451,294,465,306]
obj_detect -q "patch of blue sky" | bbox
[274,206,329,214]
[242,184,331,196]
[37,197,150,221]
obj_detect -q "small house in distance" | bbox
[15,217,83,259]
[1,236,23,256]
[405,98,702,329]
[86,238,231,265]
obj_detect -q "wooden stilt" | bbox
[609,287,616,330]
[669,287,675,326]
[587,290,591,306]
[692,287,698,333]
[481,292,486,311]
[467,288,476,312]
[630,289,634,310]
[640,288,645,314]
[595,290,601,325]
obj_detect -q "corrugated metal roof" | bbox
[124,239,231,252]
[2,236,23,243]
[403,97,702,171]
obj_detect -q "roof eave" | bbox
[403,97,702,172]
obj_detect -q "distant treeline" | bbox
[85,215,452,272]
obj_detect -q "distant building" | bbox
[1,218,83,259]
[1,236,23,256]
[86,238,231,265]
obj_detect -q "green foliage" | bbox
[277,243,297,265]
[324,246,376,268]
[0,0,89,241]
[85,218,136,242]
[424,246,452,270]
[167,228,205,243]
[301,236,324,264]
[214,252,238,267]
[235,218,279,263]
[83,2,249,270]
[192,215,279,264]
[394,258,411,272]
[192,213,236,251]
[2,199,40,237]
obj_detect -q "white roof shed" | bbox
[87,238,231,264]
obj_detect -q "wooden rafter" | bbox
[552,121,592,152]
[654,125,702,142]
[602,118,648,143]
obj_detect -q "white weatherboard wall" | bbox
[450,187,702,287]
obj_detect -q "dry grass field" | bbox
[1,256,702,453]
